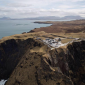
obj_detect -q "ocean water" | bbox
[0,80,7,85]
[0,20,52,39]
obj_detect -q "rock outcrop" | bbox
[47,41,85,85]
[67,41,85,85]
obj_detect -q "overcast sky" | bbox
[0,0,85,18]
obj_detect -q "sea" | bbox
[0,19,74,39]
[0,20,52,39]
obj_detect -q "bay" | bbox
[0,20,52,39]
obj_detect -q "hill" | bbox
[0,16,84,20]
[0,17,11,20]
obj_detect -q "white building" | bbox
[43,38,62,48]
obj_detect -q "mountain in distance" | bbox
[0,16,84,20]
[61,15,83,20]
[21,16,84,20]
[0,17,11,20]
[26,16,61,20]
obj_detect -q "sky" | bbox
[0,0,85,18]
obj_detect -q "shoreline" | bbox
[34,21,54,24]
[0,19,83,39]
[30,19,85,33]
[0,20,52,39]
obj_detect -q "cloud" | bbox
[7,3,32,7]
[57,5,74,9]
[0,0,85,18]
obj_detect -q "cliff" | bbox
[67,41,85,85]
[48,41,85,85]
[0,37,45,80]
[0,32,85,85]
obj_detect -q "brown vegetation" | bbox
[30,20,85,33]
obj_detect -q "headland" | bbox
[0,19,85,85]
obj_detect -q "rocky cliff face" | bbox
[49,48,69,75]
[67,41,85,85]
[47,41,85,85]
[0,37,85,85]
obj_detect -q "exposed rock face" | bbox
[0,37,85,85]
[49,48,69,75]
[48,41,85,85]
[5,52,73,85]
[67,41,85,85]
[0,39,19,79]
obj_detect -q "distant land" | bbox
[0,15,85,20]
[30,19,85,33]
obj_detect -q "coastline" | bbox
[0,20,52,39]
[34,21,54,24]
[0,19,82,39]
[30,19,85,33]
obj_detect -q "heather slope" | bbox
[31,20,85,33]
